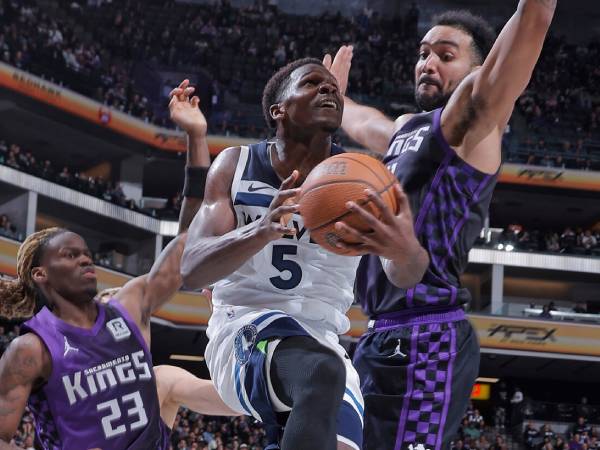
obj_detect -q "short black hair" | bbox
[432,10,497,64]
[262,57,323,129]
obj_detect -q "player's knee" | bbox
[305,352,346,400]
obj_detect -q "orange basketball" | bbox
[298,153,399,256]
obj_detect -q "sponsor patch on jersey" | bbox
[106,317,131,342]
[234,324,258,366]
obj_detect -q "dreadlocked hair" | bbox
[0,227,67,319]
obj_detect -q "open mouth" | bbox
[318,99,339,110]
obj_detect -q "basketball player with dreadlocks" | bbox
[0,80,233,449]
[323,1,557,449]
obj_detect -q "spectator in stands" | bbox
[468,409,485,431]
[540,304,553,319]
[451,440,465,450]
[511,387,524,426]
[543,424,557,442]
[460,416,481,440]
[57,166,72,186]
[570,433,583,450]
[573,417,592,438]
[0,140,7,164]
[581,230,597,254]
[491,434,507,450]
[0,214,18,240]
[556,436,567,450]
[573,302,588,314]
[524,422,540,449]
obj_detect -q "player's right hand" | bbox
[168,79,207,137]
[256,170,300,241]
[323,45,353,96]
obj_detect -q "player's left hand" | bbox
[334,184,424,261]
[168,79,207,137]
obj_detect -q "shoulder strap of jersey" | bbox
[231,145,250,201]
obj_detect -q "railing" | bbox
[523,308,600,324]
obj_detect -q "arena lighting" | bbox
[505,244,515,252]
[497,243,504,250]
[169,354,205,362]
[476,377,500,383]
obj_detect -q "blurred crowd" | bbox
[0,137,183,219]
[1,0,598,160]
[169,410,269,450]
[451,385,600,450]
[477,225,600,257]
[0,213,20,240]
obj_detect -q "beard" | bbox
[415,87,452,112]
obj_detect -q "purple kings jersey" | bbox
[355,108,498,317]
[21,300,169,450]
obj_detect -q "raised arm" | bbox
[181,148,299,290]
[324,45,400,154]
[442,0,556,172]
[115,79,210,335]
[340,98,398,154]
[168,79,212,233]
[0,334,50,450]
[155,365,239,427]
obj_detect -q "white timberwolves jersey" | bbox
[212,141,359,335]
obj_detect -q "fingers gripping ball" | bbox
[298,153,399,256]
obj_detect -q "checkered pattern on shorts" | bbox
[397,322,456,450]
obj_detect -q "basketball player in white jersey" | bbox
[180,58,427,450]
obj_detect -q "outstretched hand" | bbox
[168,79,207,137]
[323,45,353,96]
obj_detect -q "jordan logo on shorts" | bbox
[408,444,431,450]
[388,339,407,358]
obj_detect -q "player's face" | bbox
[35,232,98,303]
[414,25,479,111]
[282,64,343,133]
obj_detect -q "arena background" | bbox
[0,0,599,448]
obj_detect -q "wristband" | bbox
[183,166,209,197]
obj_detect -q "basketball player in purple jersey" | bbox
[0,80,220,449]
[325,2,557,449]
[95,288,239,427]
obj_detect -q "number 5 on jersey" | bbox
[270,245,302,290]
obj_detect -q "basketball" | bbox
[298,153,399,256]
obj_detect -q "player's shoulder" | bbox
[393,113,417,133]
[213,145,243,169]
[2,332,51,379]
[8,331,43,351]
